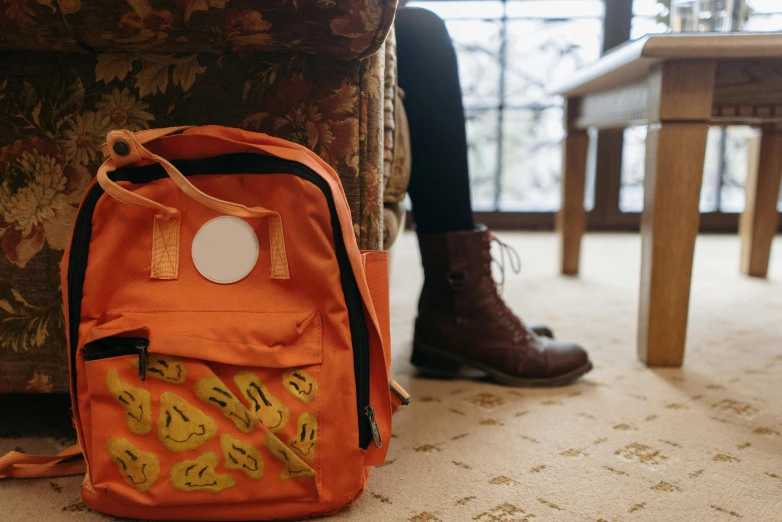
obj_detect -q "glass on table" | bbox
[670,0,735,33]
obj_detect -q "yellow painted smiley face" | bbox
[233,371,290,432]
[107,437,160,492]
[157,392,218,452]
[132,355,187,384]
[264,433,314,480]
[170,452,236,493]
[282,369,318,405]
[220,433,264,480]
[106,368,152,435]
[194,376,258,433]
[290,412,318,461]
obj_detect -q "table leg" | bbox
[638,123,708,366]
[558,128,589,276]
[739,128,782,278]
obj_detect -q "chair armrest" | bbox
[0,0,397,60]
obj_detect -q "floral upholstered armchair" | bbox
[0,0,410,393]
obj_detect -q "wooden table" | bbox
[553,33,782,367]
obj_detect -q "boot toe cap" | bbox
[521,339,590,379]
[546,340,590,376]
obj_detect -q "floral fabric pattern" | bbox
[357,49,385,250]
[0,139,90,268]
[0,0,81,51]
[0,13,403,390]
[0,0,397,60]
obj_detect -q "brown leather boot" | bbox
[412,226,592,386]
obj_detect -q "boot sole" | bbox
[412,341,593,388]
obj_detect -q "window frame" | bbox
[406,0,782,233]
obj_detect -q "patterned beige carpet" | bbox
[2,232,781,522]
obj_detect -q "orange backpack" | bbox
[0,126,409,520]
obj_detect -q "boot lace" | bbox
[489,234,521,294]
[480,233,529,344]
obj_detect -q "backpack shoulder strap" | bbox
[0,444,85,479]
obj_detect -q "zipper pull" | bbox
[364,405,382,449]
[136,340,148,381]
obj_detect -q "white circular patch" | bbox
[192,216,259,284]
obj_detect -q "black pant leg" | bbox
[395,7,476,234]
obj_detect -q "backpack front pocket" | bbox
[81,311,323,507]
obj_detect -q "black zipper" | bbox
[83,337,149,381]
[66,154,374,449]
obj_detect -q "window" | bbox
[409,1,603,211]
[407,0,782,223]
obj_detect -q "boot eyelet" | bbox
[113,140,131,156]
[446,271,468,291]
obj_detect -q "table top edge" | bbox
[551,32,782,98]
